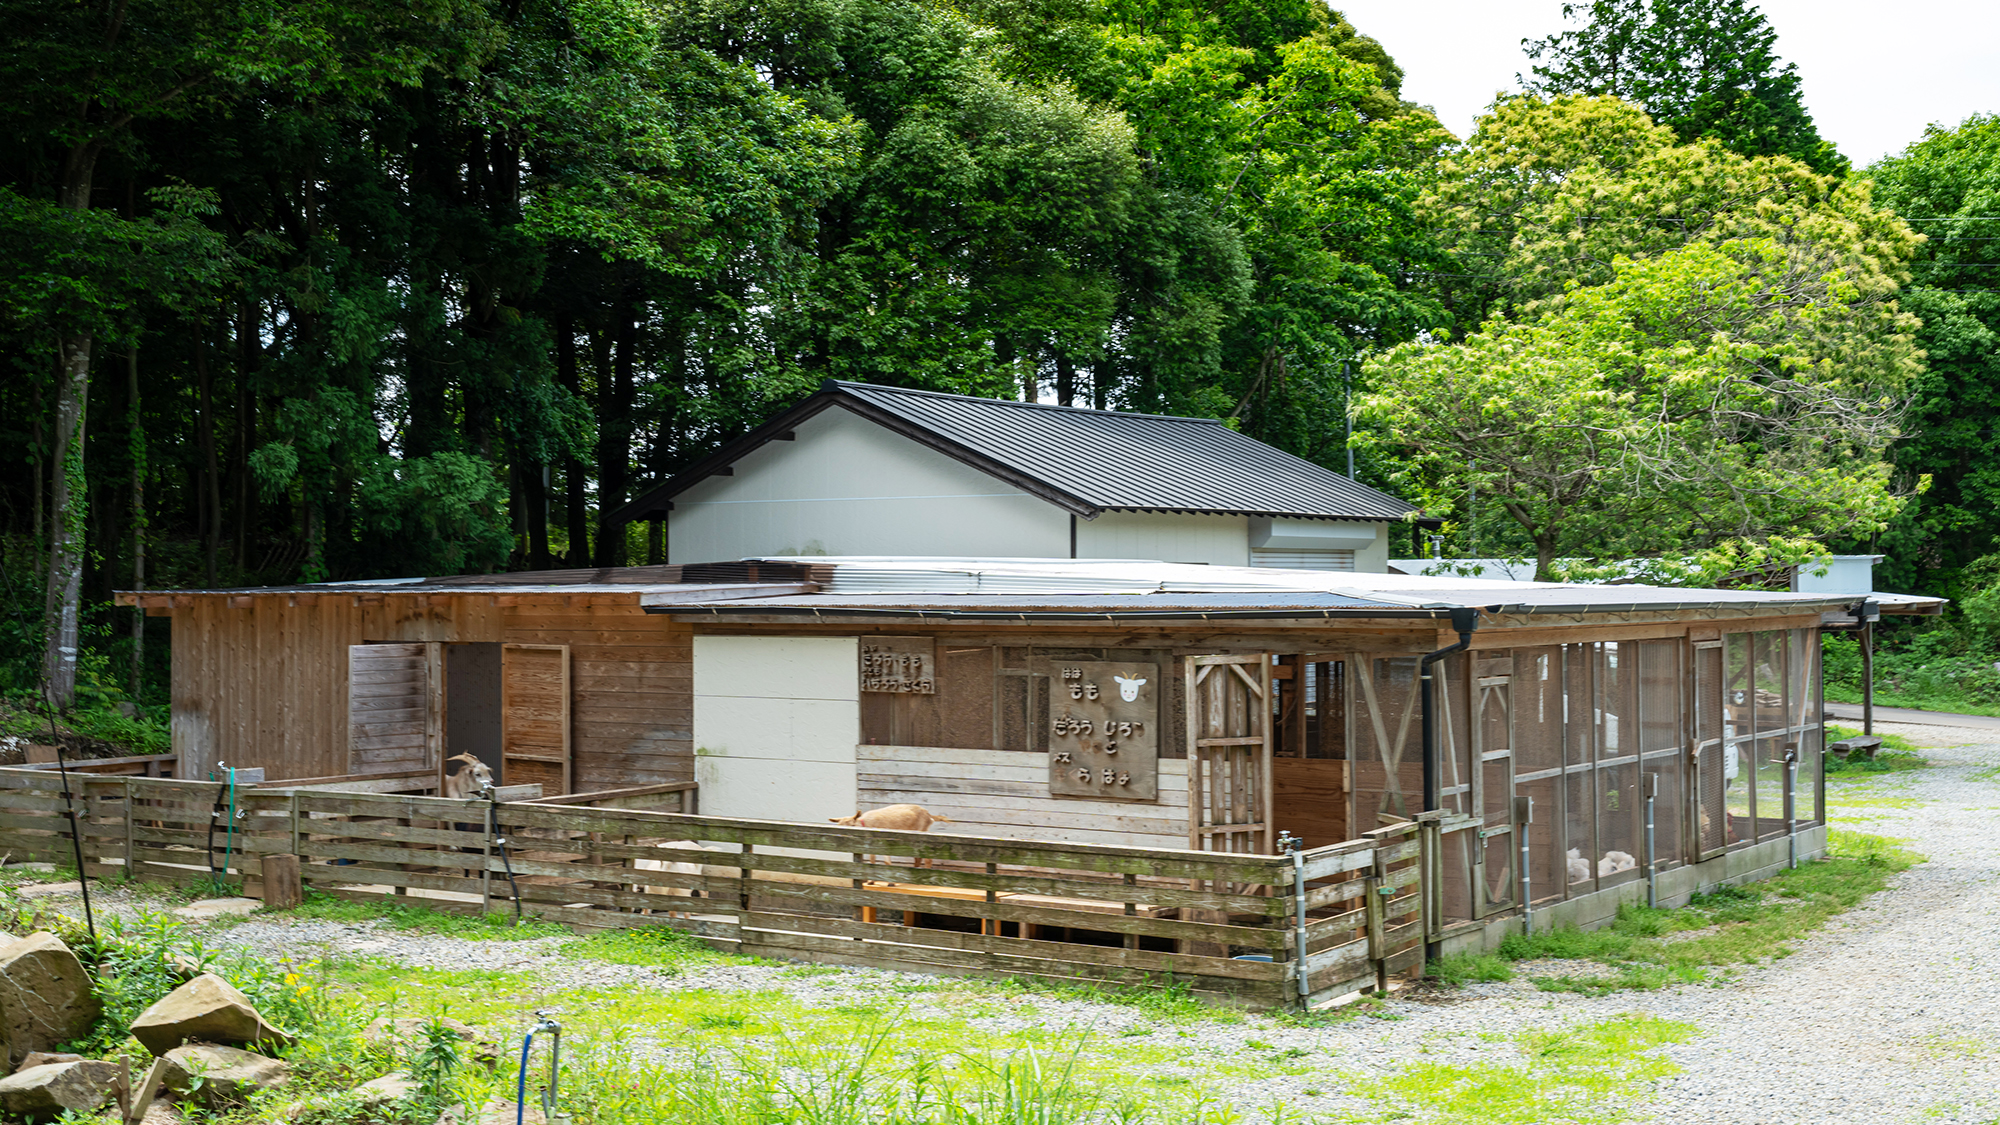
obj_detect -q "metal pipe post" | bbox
[1514,796,1533,933]
[1644,775,1658,909]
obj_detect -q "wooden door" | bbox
[347,643,442,775]
[501,643,571,797]
[1184,655,1274,856]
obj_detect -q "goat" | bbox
[829,804,952,833]
[830,804,952,869]
[443,754,494,800]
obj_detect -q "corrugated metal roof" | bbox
[611,381,1414,522]
[666,592,1423,620]
[831,382,1412,520]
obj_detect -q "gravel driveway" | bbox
[146,722,2000,1122]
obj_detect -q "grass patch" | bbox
[560,924,733,970]
[280,891,572,940]
[1428,952,1514,986]
[1497,831,1920,993]
[1353,1013,1695,1123]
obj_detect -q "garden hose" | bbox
[486,790,524,924]
[206,764,239,894]
[517,1013,562,1125]
[50,741,95,945]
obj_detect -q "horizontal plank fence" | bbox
[0,766,1419,1011]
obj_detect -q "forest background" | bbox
[3,0,1999,735]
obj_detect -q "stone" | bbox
[141,1102,184,1125]
[365,1017,499,1068]
[129,973,293,1056]
[171,897,262,921]
[15,883,81,900]
[0,933,101,1068]
[355,1071,420,1107]
[0,1059,120,1119]
[14,1052,82,1072]
[161,1043,291,1106]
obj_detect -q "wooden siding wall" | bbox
[166,595,691,789]
[858,744,1191,850]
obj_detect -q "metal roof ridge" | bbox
[830,380,1226,425]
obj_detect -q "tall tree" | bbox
[1521,0,1845,175]
[1866,116,2000,596]
[1359,237,1921,578]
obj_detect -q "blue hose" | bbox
[517,1033,533,1125]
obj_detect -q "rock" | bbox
[15,883,80,900]
[14,1052,82,1073]
[364,1016,499,1068]
[0,933,101,1067]
[161,1043,291,1106]
[129,973,292,1055]
[355,1071,420,1107]
[0,1060,120,1119]
[171,897,262,921]
[141,1102,184,1125]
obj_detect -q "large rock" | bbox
[129,973,292,1056]
[355,1071,419,1107]
[0,933,101,1067]
[14,1052,82,1073]
[0,1059,119,1120]
[161,1043,291,1106]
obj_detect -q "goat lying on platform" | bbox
[443,754,494,800]
[1598,850,1637,877]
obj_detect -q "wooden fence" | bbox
[0,767,1420,1011]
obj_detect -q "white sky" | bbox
[1333,1,2000,168]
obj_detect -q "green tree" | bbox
[1522,0,1843,174]
[1359,237,1921,579]
[1424,94,1898,336]
[1866,116,2000,596]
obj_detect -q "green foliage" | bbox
[1822,723,1928,775]
[1497,831,1917,994]
[1355,1013,1695,1124]
[1823,628,2000,716]
[281,892,573,941]
[1522,0,1844,173]
[1428,953,1514,985]
[1361,234,1918,577]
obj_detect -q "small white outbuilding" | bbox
[611,381,1414,572]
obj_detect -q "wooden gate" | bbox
[1184,655,1273,857]
[347,643,441,775]
[501,643,571,796]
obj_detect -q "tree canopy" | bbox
[1521,0,1845,175]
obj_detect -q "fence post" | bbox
[1364,845,1388,994]
[123,777,136,880]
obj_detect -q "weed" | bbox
[281,892,571,941]
[1354,1013,1695,1123]
[1428,953,1515,986]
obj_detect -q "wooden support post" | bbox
[123,777,136,879]
[261,854,303,909]
[114,1054,170,1125]
[1364,856,1388,995]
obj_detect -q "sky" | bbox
[1332,0,2000,167]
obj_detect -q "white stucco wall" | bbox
[692,635,859,822]
[1072,510,1250,566]
[669,408,1069,562]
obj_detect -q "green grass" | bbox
[1495,831,1920,994]
[1352,1013,1696,1124]
[1823,724,1931,775]
[1428,952,1515,985]
[560,924,740,970]
[277,892,574,940]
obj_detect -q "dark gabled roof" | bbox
[611,381,1415,523]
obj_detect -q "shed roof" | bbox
[611,381,1414,523]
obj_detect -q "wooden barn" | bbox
[122,555,1876,951]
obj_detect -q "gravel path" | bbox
[20,719,1997,1123]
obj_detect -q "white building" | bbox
[613,381,1414,572]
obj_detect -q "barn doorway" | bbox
[445,643,504,783]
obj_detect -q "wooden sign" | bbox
[1045,660,1159,801]
[860,638,936,694]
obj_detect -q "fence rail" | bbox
[0,767,1421,1010]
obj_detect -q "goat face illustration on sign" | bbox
[1113,674,1147,702]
